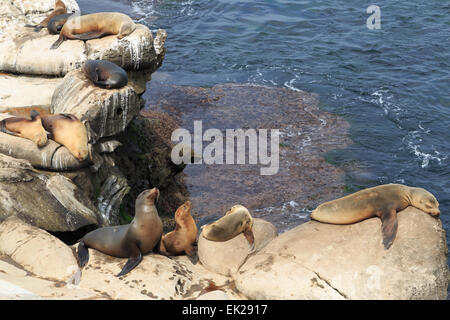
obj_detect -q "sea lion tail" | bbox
[50,35,65,50]
[77,241,90,267]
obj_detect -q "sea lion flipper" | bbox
[243,225,255,251]
[70,31,109,41]
[77,241,90,267]
[50,34,66,49]
[381,209,398,250]
[117,251,142,277]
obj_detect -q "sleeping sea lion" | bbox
[48,13,73,34]
[24,0,67,32]
[201,205,255,248]
[50,12,136,49]
[310,184,440,249]
[0,110,48,147]
[40,113,89,161]
[159,201,198,257]
[83,60,128,89]
[78,188,163,276]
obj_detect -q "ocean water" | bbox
[78,0,450,271]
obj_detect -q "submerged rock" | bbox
[197,218,278,276]
[235,207,449,300]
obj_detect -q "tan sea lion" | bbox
[40,113,89,161]
[159,201,198,256]
[50,12,136,49]
[310,184,440,249]
[0,110,48,147]
[201,205,255,248]
[78,188,163,276]
[25,0,67,32]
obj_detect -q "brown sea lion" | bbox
[40,113,89,161]
[310,184,440,249]
[78,188,163,276]
[24,0,67,32]
[83,60,128,89]
[201,205,255,248]
[0,110,47,147]
[50,12,136,49]
[159,201,198,256]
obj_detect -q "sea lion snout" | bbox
[139,187,160,204]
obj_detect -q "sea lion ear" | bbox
[30,110,40,120]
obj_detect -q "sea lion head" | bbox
[29,111,48,147]
[175,200,192,221]
[410,187,440,216]
[71,121,89,161]
[137,187,160,207]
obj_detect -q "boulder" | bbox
[235,207,449,300]
[51,68,141,142]
[198,218,278,276]
[0,153,99,232]
[196,290,230,300]
[0,216,79,282]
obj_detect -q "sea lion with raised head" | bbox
[40,113,89,161]
[159,201,198,257]
[310,184,440,249]
[0,110,48,147]
[50,12,136,49]
[24,0,67,32]
[201,205,255,249]
[83,60,128,89]
[48,13,73,34]
[78,188,163,276]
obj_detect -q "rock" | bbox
[0,74,62,110]
[236,207,449,300]
[198,218,278,276]
[77,249,239,300]
[0,153,100,232]
[0,216,79,282]
[196,290,230,300]
[14,0,80,16]
[51,68,141,142]
[0,256,102,300]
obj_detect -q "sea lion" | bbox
[0,110,48,147]
[310,184,440,249]
[24,0,67,32]
[40,113,89,161]
[48,13,73,34]
[201,205,255,248]
[159,201,198,256]
[50,12,136,49]
[83,60,128,89]
[78,188,163,276]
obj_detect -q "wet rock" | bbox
[235,207,449,300]
[51,68,141,143]
[0,153,99,232]
[197,218,278,276]
[113,111,189,220]
[0,216,79,282]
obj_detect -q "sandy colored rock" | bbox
[198,218,278,276]
[0,217,79,282]
[77,249,241,300]
[236,207,449,300]
[196,290,230,300]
